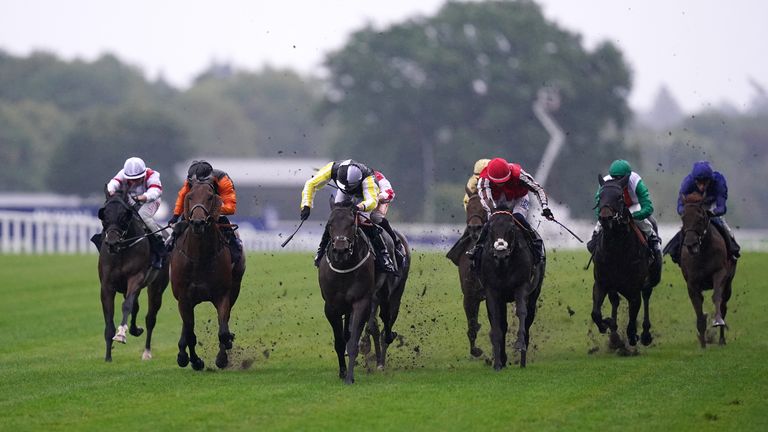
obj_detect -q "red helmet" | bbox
[487,158,511,183]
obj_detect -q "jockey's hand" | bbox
[542,207,555,220]
[136,194,147,202]
[356,204,365,212]
[300,206,311,221]
[168,214,180,225]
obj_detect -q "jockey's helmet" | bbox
[188,160,213,180]
[609,159,632,177]
[337,162,363,192]
[692,161,714,181]
[123,157,147,179]
[487,158,512,183]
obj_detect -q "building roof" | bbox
[175,158,328,187]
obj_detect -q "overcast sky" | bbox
[1,0,765,113]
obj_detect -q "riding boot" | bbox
[648,235,662,287]
[149,234,167,269]
[466,223,489,259]
[713,219,740,260]
[514,213,544,264]
[378,217,405,260]
[373,231,398,274]
[586,231,598,255]
[165,221,187,253]
[315,226,331,267]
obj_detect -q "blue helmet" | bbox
[691,161,714,181]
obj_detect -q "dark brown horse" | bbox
[97,190,168,361]
[679,192,737,347]
[478,210,544,370]
[362,228,411,370]
[446,194,487,357]
[591,176,654,349]
[319,202,376,384]
[170,179,246,370]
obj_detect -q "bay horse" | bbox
[362,228,411,370]
[170,178,246,370]
[591,176,653,349]
[478,210,544,370]
[679,192,737,347]
[319,202,376,384]
[446,194,487,357]
[97,190,168,361]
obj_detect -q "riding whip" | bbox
[549,218,584,243]
[280,219,306,248]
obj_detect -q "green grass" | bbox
[1,251,767,431]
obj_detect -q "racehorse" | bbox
[362,228,411,370]
[96,190,168,361]
[679,192,737,347]
[170,178,246,370]
[478,209,544,370]
[319,202,376,384]
[591,176,654,349]
[446,194,487,357]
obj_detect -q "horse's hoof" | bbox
[216,352,229,369]
[608,333,624,350]
[142,350,152,360]
[470,347,483,358]
[105,356,112,362]
[712,318,726,327]
[129,327,144,337]
[377,364,385,371]
[191,357,205,371]
[493,364,504,371]
[641,333,653,346]
[112,334,126,344]
[177,352,190,368]
[628,335,639,347]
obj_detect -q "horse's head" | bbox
[466,194,487,242]
[597,175,630,231]
[681,192,710,256]
[486,210,518,265]
[184,179,221,235]
[98,191,135,253]
[326,202,358,264]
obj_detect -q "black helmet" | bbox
[188,160,213,180]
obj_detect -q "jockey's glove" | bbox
[300,206,311,221]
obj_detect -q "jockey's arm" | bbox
[358,175,380,212]
[301,162,333,209]
[142,171,163,202]
[519,169,549,209]
[676,175,695,215]
[477,177,496,215]
[712,173,728,216]
[217,175,237,215]
[173,180,191,216]
[632,179,653,220]
[106,171,123,196]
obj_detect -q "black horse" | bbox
[446,194,487,358]
[478,210,544,370]
[319,202,376,384]
[96,190,168,361]
[591,176,654,349]
[362,228,411,370]
[679,192,737,347]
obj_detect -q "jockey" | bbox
[463,159,491,209]
[676,160,740,259]
[166,160,242,264]
[466,157,554,264]
[106,156,167,268]
[370,170,405,260]
[300,159,397,273]
[590,159,662,280]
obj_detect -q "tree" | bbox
[322,0,632,221]
[47,107,190,195]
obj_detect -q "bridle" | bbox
[488,210,519,258]
[102,197,141,254]
[682,201,710,252]
[325,206,371,273]
[186,181,218,228]
[598,183,630,228]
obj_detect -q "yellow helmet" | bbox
[473,159,491,175]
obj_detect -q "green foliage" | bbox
[322,1,632,220]
[46,107,190,195]
[1,252,767,430]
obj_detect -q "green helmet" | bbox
[608,159,632,177]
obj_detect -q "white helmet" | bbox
[337,162,363,192]
[123,157,147,179]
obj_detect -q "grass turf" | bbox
[1,251,766,431]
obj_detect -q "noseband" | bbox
[683,202,710,250]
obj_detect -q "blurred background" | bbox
[1,0,766,252]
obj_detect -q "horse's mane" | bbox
[332,201,357,209]
[683,192,704,204]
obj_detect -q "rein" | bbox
[325,208,372,274]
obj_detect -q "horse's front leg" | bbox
[607,291,624,349]
[177,300,204,370]
[626,292,641,347]
[687,281,707,348]
[485,289,506,371]
[515,289,529,368]
[100,286,116,362]
[142,276,166,360]
[114,275,143,344]
[591,282,609,333]
[711,269,728,327]
[640,285,653,346]
[215,294,235,369]
[345,297,372,385]
[464,292,483,358]
[129,294,144,337]
[324,303,346,379]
